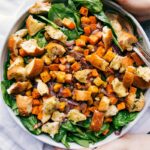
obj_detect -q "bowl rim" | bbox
[0,1,150,149]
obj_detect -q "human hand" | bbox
[95,134,150,150]
[116,0,150,21]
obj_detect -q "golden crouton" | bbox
[102,26,113,50]
[36,79,49,96]
[20,39,45,56]
[16,95,32,116]
[7,81,31,94]
[73,90,92,101]
[111,78,128,97]
[86,54,109,71]
[45,25,67,43]
[29,2,51,14]
[74,69,91,83]
[26,58,44,78]
[26,15,46,36]
[98,96,110,111]
[45,42,66,61]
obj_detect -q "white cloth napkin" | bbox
[0,0,150,150]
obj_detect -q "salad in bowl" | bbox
[1,0,150,148]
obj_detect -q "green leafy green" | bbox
[95,123,110,137]
[61,134,70,148]
[76,118,91,129]
[34,31,47,48]
[113,110,138,130]
[1,80,19,115]
[20,115,41,135]
[95,11,123,52]
[72,137,89,147]
[54,128,66,142]
[72,0,103,13]
[48,3,82,40]
[62,120,83,134]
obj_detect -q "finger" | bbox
[116,0,150,16]
[95,138,126,150]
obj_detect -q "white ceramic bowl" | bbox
[0,1,150,149]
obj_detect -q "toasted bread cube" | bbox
[42,122,60,136]
[102,26,113,49]
[16,95,32,116]
[20,39,45,56]
[74,69,91,83]
[103,51,116,62]
[26,15,45,36]
[123,71,134,88]
[98,96,110,111]
[45,25,67,43]
[46,42,66,61]
[86,54,109,71]
[136,66,150,82]
[88,85,99,93]
[67,109,86,123]
[93,77,104,87]
[105,105,118,117]
[118,30,138,51]
[40,71,51,83]
[7,66,26,81]
[111,78,128,97]
[51,111,66,122]
[26,58,44,78]
[7,81,31,94]
[36,79,49,96]
[126,92,145,112]
[29,2,51,14]
[43,96,58,114]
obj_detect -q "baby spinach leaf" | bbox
[48,3,82,40]
[94,123,110,137]
[62,121,84,134]
[72,0,103,13]
[20,115,41,135]
[76,118,91,129]
[72,137,89,147]
[38,15,60,29]
[1,80,19,114]
[113,110,138,130]
[61,134,70,148]
[54,128,66,142]
[34,31,47,48]
[95,11,123,51]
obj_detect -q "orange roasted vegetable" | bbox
[90,110,104,132]
[73,90,92,101]
[80,7,88,16]
[86,54,109,71]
